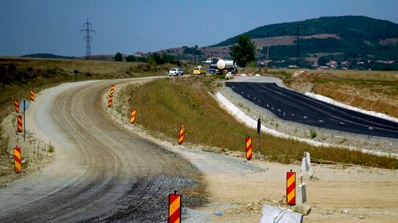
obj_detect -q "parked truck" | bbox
[216,60,238,75]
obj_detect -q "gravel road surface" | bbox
[0,78,204,222]
[1,76,398,223]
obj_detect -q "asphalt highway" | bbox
[226,82,398,139]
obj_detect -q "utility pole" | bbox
[81,19,95,58]
[264,45,270,74]
[296,25,299,68]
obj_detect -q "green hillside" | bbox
[212,16,398,46]
[210,16,398,70]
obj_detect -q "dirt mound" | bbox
[313,85,398,118]
[286,70,398,118]
[285,70,315,93]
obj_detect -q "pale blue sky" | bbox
[1,0,397,57]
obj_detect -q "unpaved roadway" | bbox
[0,78,204,222]
[1,77,398,222]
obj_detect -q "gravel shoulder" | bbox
[108,76,398,222]
[1,76,398,222]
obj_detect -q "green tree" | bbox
[317,56,330,66]
[126,55,136,62]
[229,35,256,67]
[114,52,122,61]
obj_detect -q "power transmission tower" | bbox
[81,19,95,58]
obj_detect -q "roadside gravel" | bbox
[219,76,398,157]
[107,76,398,222]
[2,76,398,222]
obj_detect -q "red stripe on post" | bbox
[110,85,115,95]
[107,95,113,107]
[17,115,23,133]
[286,171,296,205]
[169,193,181,223]
[246,137,252,160]
[14,99,20,113]
[130,109,136,124]
[178,125,185,145]
[30,90,35,101]
[14,147,22,173]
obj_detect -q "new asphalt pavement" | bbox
[226,82,398,139]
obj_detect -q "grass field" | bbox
[1,57,397,171]
[124,75,398,169]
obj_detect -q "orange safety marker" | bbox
[14,99,20,113]
[178,125,185,145]
[286,171,296,205]
[169,192,181,223]
[130,109,136,124]
[14,147,22,173]
[30,89,35,101]
[17,115,23,133]
[110,85,115,95]
[107,95,113,107]
[246,136,252,160]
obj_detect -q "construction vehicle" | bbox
[216,60,238,75]
[193,66,206,75]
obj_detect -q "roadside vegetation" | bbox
[1,57,397,176]
[126,75,398,169]
[0,57,188,176]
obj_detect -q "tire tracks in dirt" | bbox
[0,78,203,222]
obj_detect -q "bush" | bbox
[114,52,122,61]
[310,128,317,139]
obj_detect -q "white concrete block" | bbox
[305,152,314,174]
[294,203,312,216]
[296,183,307,205]
[300,152,314,180]
[260,205,303,223]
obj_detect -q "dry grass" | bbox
[0,57,174,170]
[1,57,397,170]
[127,75,398,169]
[308,70,398,118]
[0,57,132,74]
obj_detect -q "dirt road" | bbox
[0,78,204,222]
[1,77,398,222]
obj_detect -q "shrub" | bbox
[310,128,317,139]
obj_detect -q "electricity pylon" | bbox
[81,19,95,58]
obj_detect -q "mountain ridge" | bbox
[211,15,398,47]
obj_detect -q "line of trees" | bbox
[114,52,181,66]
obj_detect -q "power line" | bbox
[80,19,95,58]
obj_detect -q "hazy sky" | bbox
[1,0,397,57]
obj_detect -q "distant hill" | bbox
[157,16,398,70]
[211,16,398,47]
[21,53,74,59]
